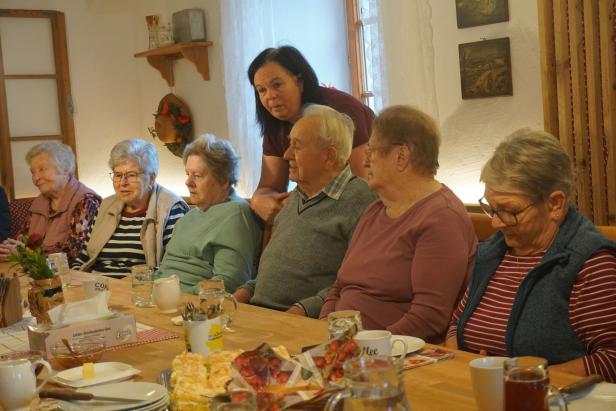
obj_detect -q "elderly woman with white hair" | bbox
[74,139,188,277]
[446,129,616,382]
[0,141,100,263]
[158,135,262,294]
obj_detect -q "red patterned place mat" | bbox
[106,327,178,351]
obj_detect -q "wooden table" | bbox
[1,265,582,411]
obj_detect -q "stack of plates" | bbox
[58,382,169,411]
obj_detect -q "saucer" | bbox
[391,335,425,357]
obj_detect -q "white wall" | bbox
[433,0,543,202]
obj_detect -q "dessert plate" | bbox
[567,383,616,411]
[58,382,168,411]
[51,362,140,388]
[391,335,425,357]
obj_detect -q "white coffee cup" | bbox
[0,354,51,411]
[152,275,181,314]
[469,356,508,411]
[354,330,408,359]
[83,276,109,298]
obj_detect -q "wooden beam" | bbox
[537,0,559,137]
[0,21,14,199]
[9,135,62,142]
[3,74,56,79]
[345,0,362,100]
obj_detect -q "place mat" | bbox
[106,326,179,351]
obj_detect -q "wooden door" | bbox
[0,9,75,200]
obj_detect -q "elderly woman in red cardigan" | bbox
[0,141,100,264]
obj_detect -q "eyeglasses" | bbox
[365,143,404,158]
[478,196,536,226]
[109,171,143,183]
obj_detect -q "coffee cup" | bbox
[184,316,224,356]
[152,275,181,313]
[354,330,408,359]
[469,356,508,411]
[0,351,51,411]
[83,276,109,298]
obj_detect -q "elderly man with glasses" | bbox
[233,104,376,318]
[447,129,616,383]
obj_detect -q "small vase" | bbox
[28,277,64,324]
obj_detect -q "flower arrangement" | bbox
[8,233,54,280]
[149,100,193,157]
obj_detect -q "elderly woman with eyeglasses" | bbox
[320,106,477,343]
[446,129,616,382]
[158,135,262,293]
[74,139,188,277]
[0,142,100,264]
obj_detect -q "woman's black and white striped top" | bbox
[73,202,187,278]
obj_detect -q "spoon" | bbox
[61,338,80,359]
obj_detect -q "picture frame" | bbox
[458,37,513,99]
[455,0,509,28]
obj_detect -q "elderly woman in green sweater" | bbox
[158,135,262,293]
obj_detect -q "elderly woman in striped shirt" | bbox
[446,129,616,382]
[74,139,188,277]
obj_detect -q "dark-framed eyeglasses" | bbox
[109,171,144,183]
[478,196,536,226]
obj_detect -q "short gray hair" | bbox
[481,128,573,201]
[373,105,440,176]
[302,104,354,168]
[108,139,159,176]
[182,134,239,186]
[26,141,75,177]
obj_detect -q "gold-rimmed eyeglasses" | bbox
[109,171,144,183]
[478,196,536,226]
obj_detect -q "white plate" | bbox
[567,383,616,411]
[51,362,141,388]
[58,382,168,411]
[390,335,425,357]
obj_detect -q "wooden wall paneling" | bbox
[598,0,616,225]
[538,0,559,136]
[568,0,592,218]
[0,26,14,198]
[553,1,575,182]
[583,0,608,225]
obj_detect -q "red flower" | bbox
[169,114,176,121]
[26,233,43,250]
[160,102,169,115]
[178,115,190,124]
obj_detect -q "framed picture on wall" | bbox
[455,0,509,28]
[459,37,513,99]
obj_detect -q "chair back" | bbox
[468,212,496,241]
[598,225,616,241]
[8,198,34,239]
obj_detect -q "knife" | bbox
[559,374,603,396]
[40,389,144,403]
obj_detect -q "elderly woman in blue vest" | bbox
[74,139,188,277]
[157,135,262,294]
[446,129,616,382]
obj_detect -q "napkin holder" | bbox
[0,276,23,327]
[28,313,137,358]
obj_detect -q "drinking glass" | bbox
[130,265,154,307]
[503,356,567,411]
[211,389,257,411]
[325,356,411,411]
[47,252,72,288]
[198,279,238,331]
[327,310,363,339]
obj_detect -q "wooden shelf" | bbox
[134,41,212,86]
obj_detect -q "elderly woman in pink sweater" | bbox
[0,142,100,264]
[320,106,477,343]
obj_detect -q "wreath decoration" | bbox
[148,93,194,157]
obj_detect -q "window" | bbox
[345,0,386,112]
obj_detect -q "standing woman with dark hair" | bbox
[247,46,374,222]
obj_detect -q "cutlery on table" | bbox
[40,388,144,403]
[559,374,603,399]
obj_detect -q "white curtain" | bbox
[360,0,389,112]
[220,0,274,197]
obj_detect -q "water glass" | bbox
[198,279,237,330]
[130,265,154,307]
[324,356,410,411]
[504,356,567,411]
[47,252,72,287]
[327,310,363,339]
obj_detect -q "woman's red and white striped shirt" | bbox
[447,249,616,382]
